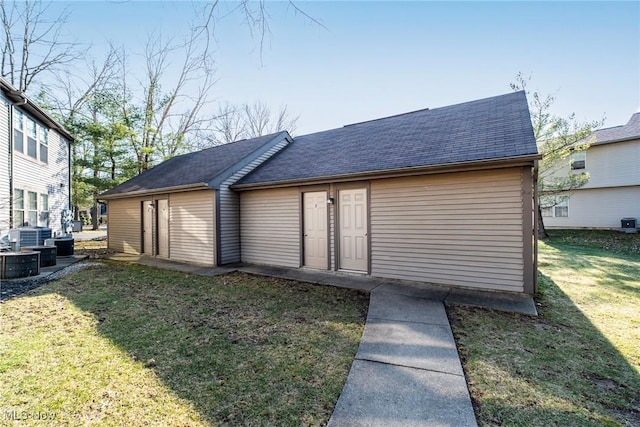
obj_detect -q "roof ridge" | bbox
[341,91,523,129]
[595,124,624,132]
[343,107,430,127]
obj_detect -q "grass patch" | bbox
[449,230,640,426]
[546,228,640,255]
[0,263,368,425]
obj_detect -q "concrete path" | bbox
[328,290,477,427]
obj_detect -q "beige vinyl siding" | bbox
[169,190,216,265]
[545,186,640,229]
[219,137,290,264]
[108,197,142,254]
[240,187,300,267]
[370,168,525,293]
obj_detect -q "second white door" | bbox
[339,188,368,272]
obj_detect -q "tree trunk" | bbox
[537,204,549,239]
[92,198,99,231]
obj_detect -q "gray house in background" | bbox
[102,91,541,294]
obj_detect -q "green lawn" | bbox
[0,263,369,426]
[449,230,640,426]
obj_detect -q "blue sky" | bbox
[61,1,638,134]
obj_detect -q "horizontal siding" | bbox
[545,186,640,229]
[0,96,9,236]
[547,139,640,189]
[11,111,70,236]
[108,198,141,254]
[169,190,215,265]
[370,168,525,293]
[219,188,240,264]
[582,140,640,188]
[219,136,290,264]
[240,188,300,267]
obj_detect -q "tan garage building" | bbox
[102,91,540,294]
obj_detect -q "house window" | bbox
[554,199,569,218]
[27,118,38,159]
[14,189,25,226]
[39,125,49,164]
[39,193,49,226]
[13,110,24,153]
[27,191,38,226]
[541,206,553,217]
[570,152,586,170]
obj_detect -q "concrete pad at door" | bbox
[357,318,464,376]
[328,360,477,427]
[367,292,449,326]
[373,280,451,301]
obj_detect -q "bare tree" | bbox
[39,46,122,229]
[210,102,248,146]
[198,101,299,148]
[244,101,298,138]
[121,7,218,172]
[0,0,83,93]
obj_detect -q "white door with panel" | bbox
[303,191,328,269]
[142,200,153,254]
[157,199,169,258]
[339,188,368,272]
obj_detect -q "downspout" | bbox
[67,138,72,213]
[533,160,539,293]
[7,92,28,229]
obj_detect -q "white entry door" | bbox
[339,188,368,272]
[142,200,154,254]
[303,191,328,269]
[157,199,169,258]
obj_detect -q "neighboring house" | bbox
[101,91,540,294]
[0,78,73,239]
[543,113,640,229]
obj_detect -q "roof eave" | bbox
[232,153,541,190]
[98,182,211,200]
[0,77,75,142]
[592,135,640,147]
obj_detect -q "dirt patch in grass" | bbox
[449,230,640,426]
[74,237,115,259]
[0,263,369,425]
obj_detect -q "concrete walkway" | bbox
[328,290,477,427]
[103,255,539,426]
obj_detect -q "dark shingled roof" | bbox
[238,91,538,186]
[101,132,285,197]
[593,112,640,144]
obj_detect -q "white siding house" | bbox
[544,113,640,229]
[0,78,73,240]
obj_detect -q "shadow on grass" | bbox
[41,262,369,425]
[449,270,640,426]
